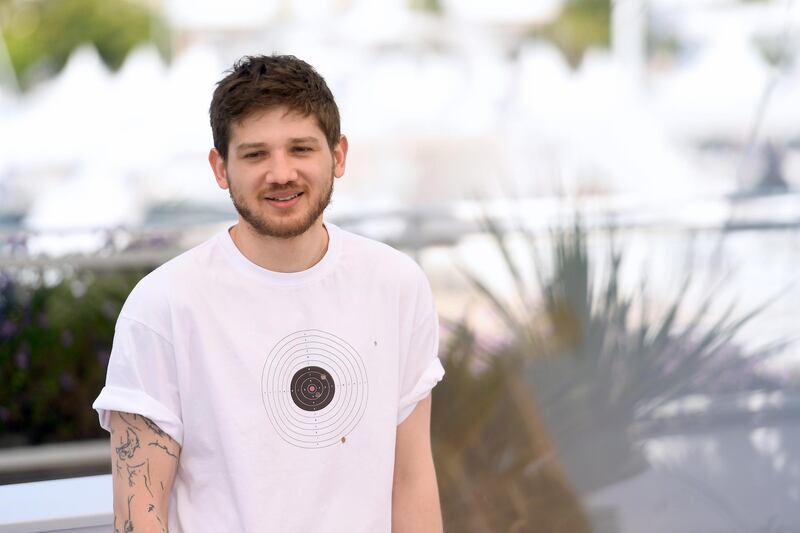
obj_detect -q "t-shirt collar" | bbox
[218,221,341,286]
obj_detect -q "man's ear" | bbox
[209,148,229,189]
[333,135,348,178]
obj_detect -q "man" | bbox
[93,54,445,532]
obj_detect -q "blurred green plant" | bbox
[408,0,443,15]
[754,33,796,68]
[0,267,148,446]
[0,0,170,90]
[431,218,782,532]
[538,0,610,67]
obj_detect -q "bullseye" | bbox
[291,366,334,411]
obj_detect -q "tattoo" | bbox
[112,412,177,533]
[141,417,167,438]
[124,494,134,532]
[127,462,145,488]
[116,428,140,460]
[119,413,144,432]
[148,441,178,460]
[143,460,154,497]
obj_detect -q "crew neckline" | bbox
[218,221,341,286]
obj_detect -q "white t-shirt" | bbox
[92,221,445,533]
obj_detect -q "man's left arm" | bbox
[392,393,444,533]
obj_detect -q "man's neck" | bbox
[229,220,329,273]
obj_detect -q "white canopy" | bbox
[652,29,774,141]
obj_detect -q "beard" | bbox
[228,170,334,240]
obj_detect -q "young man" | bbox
[93,54,445,532]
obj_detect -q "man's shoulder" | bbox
[336,225,427,284]
[121,230,220,316]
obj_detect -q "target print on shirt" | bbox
[261,329,369,449]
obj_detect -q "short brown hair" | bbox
[209,54,341,160]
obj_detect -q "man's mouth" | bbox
[265,192,304,202]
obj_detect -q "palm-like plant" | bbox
[432,218,782,532]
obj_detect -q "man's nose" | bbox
[265,151,296,185]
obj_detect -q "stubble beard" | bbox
[228,169,335,240]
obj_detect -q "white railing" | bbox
[0,474,111,532]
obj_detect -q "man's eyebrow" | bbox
[235,138,320,152]
[288,137,321,145]
[236,142,267,152]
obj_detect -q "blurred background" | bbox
[0,0,799,531]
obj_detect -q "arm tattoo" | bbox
[127,462,145,488]
[148,441,179,460]
[113,413,177,532]
[147,502,168,533]
[141,416,168,438]
[119,413,144,432]
[143,459,154,497]
[124,494,134,532]
[116,428,140,460]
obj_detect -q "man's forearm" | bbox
[111,411,179,533]
[392,474,444,533]
[393,394,443,532]
[113,493,169,533]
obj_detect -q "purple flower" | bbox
[96,349,111,367]
[14,351,29,369]
[0,320,17,337]
[59,373,76,391]
[101,301,118,320]
[61,330,74,348]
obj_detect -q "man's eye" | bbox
[244,152,265,159]
[292,146,312,153]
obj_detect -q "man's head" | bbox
[208,55,347,240]
[209,54,341,161]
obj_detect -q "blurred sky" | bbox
[0,0,798,371]
[0,0,797,234]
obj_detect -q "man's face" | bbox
[210,106,347,239]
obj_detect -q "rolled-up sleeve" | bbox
[397,269,445,425]
[93,315,183,445]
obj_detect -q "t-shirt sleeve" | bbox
[397,267,445,425]
[92,315,184,445]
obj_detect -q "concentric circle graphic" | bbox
[261,330,369,448]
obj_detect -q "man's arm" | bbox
[392,393,444,533]
[110,410,181,533]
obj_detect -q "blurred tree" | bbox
[0,0,170,90]
[408,0,443,15]
[538,0,610,67]
[408,0,444,15]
